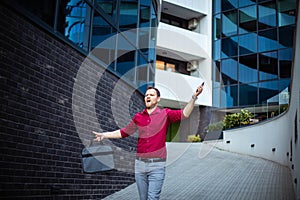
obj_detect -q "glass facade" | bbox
[5,0,159,93]
[212,0,296,117]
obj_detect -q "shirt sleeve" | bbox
[120,119,137,138]
[166,109,186,123]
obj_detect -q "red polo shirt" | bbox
[120,107,186,159]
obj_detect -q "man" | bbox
[93,84,203,200]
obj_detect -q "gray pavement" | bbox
[103,142,295,200]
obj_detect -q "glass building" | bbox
[212,0,296,119]
[5,0,159,93]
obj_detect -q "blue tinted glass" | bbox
[240,83,258,106]
[259,51,278,81]
[116,35,136,80]
[119,1,138,30]
[222,10,238,36]
[213,61,221,83]
[239,54,258,83]
[91,11,116,66]
[221,58,238,85]
[278,0,296,27]
[279,78,290,105]
[258,2,276,30]
[258,29,277,52]
[64,1,91,51]
[279,48,292,78]
[214,0,221,13]
[214,14,221,40]
[279,26,295,48]
[239,0,256,7]
[259,80,279,104]
[213,40,221,60]
[239,33,257,55]
[221,36,238,58]
[140,0,151,27]
[239,5,257,34]
[221,85,238,108]
[213,87,221,107]
[222,0,238,11]
[95,0,117,19]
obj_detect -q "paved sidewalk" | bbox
[103,143,295,200]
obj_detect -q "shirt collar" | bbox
[142,107,162,115]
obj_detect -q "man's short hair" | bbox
[146,87,160,97]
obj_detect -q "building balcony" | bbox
[156,22,209,62]
[155,69,212,108]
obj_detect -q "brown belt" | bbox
[136,157,166,163]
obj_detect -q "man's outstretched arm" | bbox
[183,83,204,118]
[93,130,122,142]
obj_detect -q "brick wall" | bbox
[0,4,144,199]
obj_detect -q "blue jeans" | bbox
[135,159,166,200]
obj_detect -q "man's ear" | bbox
[157,96,161,102]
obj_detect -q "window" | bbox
[239,54,258,83]
[221,84,238,107]
[258,28,277,52]
[279,48,292,78]
[222,10,238,36]
[221,36,238,58]
[119,0,138,30]
[63,0,92,51]
[160,13,188,30]
[259,51,278,81]
[240,83,258,106]
[239,33,257,55]
[221,58,238,85]
[259,80,279,104]
[213,14,221,40]
[239,5,257,34]
[258,1,276,30]
[279,26,295,48]
[278,0,296,27]
[156,56,190,75]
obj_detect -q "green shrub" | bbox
[187,134,201,142]
[206,121,224,132]
[223,109,254,129]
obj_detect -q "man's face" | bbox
[144,89,160,109]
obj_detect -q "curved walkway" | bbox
[103,142,295,200]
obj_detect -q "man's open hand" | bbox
[93,131,105,142]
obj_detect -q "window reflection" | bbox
[64,0,91,51]
[279,48,292,78]
[258,28,277,52]
[222,10,238,36]
[221,36,238,58]
[222,0,238,12]
[239,5,256,34]
[278,0,296,27]
[240,83,258,106]
[221,58,238,85]
[95,0,117,19]
[119,0,138,30]
[259,80,279,105]
[239,33,257,55]
[91,11,116,66]
[258,2,276,30]
[239,54,258,83]
[279,26,295,48]
[221,85,238,107]
[116,35,136,80]
[259,51,278,81]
